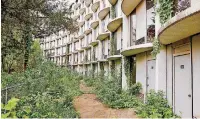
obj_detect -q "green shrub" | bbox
[1,61,82,118]
[128,82,142,95]
[136,90,177,118]
[94,79,142,109]
[1,98,20,118]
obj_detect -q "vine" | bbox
[110,33,116,55]
[123,56,132,88]
[110,6,116,19]
[151,38,161,57]
[156,0,174,25]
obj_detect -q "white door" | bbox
[147,60,156,92]
[174,54,192,118]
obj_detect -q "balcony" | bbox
[158,3,200,45]
[78,21,85,27]
[107,50,121,60]
[85,0,93,7]
[91,0,100,12]
[85,45,92,50]
[85,13,93,21]
[90,40,99,46]
[121,43,153,56]
[79,8,86,15]
[90,20,99,29]
[78,34,85,39]
[74,3,81,10]
[84,28,92,35]
[107,17,123,32]
[108,0,118,6]
[97,32,110,41]
[78,48,84,52]
[98,7,110,20]
[121,0,141,16]
[72,15,80,20]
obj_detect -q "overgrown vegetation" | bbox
[2,60,82,118]
[136,90,178,118]
[156,0,174,25]
[83,74,177,118]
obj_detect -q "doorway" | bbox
[147,59,156,93]
[174,53,192,118]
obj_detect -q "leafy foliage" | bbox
[1,98,20,118]
[157,0,174,25]
[1,61,82,118]
[128,82,142,95]
[136,90,177,118]
[151,38,161,57]
[1,0,78,72]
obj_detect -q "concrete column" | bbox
[155,46,167,92]
[122,15,130,48]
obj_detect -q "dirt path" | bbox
[73,80,137,118]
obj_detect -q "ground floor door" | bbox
[147,60,156,92]
[174,54,192,118]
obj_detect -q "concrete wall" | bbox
[166,44,173,106]
[136,52,147,94]
[192,34,200,118]
[156,46,167,92]
[117,26,122,50]
[115,59,121,74]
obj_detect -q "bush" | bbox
[1,61,82,118]
[136,90,177,118]
[94,79,142,109]
[128,82,142,95]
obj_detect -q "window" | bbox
[130,10,136,46]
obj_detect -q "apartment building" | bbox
[40,0,200,118]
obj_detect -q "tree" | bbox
[1,0,78,72]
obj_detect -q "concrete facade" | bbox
[40,0,200,118]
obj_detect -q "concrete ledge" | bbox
[79,21,85,27]
[84,29,92,35]
[74,3,81,10]
[108,0,118,5]
[98,7,110,20]
[79,8,86,15]
[90,40,99,46]
[121,0,141,16]
[107,17,123,32]
[85,13,93,21]
[107,55,122,60]
[91,1,100,12]
[97,32,110,41]
[85,0,92,7]
[158,5,200,45]
[73,15,80,20]
[97,59,108,62]
[90,20,99,29]
[121,43,153,56]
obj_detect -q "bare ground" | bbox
[73,80,137,118]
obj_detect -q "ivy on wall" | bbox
[84,53,87,63]
[92,47,95,61]
[156,0,174,25]
[151,38,161,57]
[99,62,104,79]
[110,6,116,19]
[110,60,115,77]
[151,0,173,56]
[123,56,133,88]
[110,33,116,56]
[65,44,69,64]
